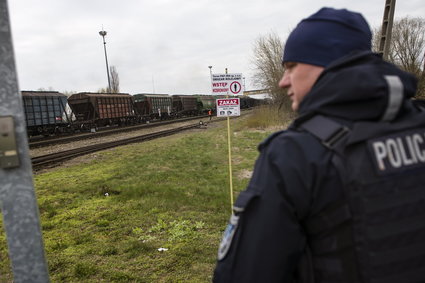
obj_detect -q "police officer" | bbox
[213,7,425,283]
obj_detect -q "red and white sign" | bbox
[211,73,243,95]
[229,81,242,94]
[216,98,241,117]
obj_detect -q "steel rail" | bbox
[29,115,209,148]
[32,123,201,169]
[31,111,251,169]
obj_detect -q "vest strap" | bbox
[300,115,349,150]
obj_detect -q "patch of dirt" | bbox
[237,169,253,180]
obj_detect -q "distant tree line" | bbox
[251,16,425,110]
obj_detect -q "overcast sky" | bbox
[7,0,425,95]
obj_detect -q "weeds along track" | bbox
[29,115,209,149]
[31,123,203,169]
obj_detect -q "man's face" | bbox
[278,62,324,111]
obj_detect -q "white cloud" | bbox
[8,0,425,94]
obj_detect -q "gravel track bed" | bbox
[30,119,207,158]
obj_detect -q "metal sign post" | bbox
[378,0,397,60]
[0,0,50,282]
[216,97,241,212]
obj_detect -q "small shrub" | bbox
[149,218,169,233]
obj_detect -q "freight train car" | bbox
[195,95,216,114]
[172,95,199,116]
[133,94,172,120]
[239,96,261,109]
[22,91,262,137]
[67,92,136,130]
[22,91,70,136]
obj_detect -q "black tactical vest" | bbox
[298,113,425,283]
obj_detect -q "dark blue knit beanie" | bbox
[283,7,372,67]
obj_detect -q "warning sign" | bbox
[229,81,242,94]
[216,98,241,117]
[212,73,243,95]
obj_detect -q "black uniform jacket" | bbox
[213,51,419,282]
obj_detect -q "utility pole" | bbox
[378,0,397,60]
[0,0,50,281]
[208,66,213,95]
[99,29,111,92]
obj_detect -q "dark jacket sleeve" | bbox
[213,131,325,283]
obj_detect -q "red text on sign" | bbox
[213,82,228,87]
[217,99,239,106]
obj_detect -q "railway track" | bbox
[32,123,202,169]
[31,110,252,170]
[29,115,209,148]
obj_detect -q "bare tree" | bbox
[373,16,425,98]
[37,87,56,91]
[110,66,120,93]
[251,32,292,111]
[372,26,382,53]
[97,87,109,93]
[389,17,425,75]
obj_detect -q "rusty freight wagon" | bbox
[133,93,172,120]
[22,91,70,136]
[67,92,136,129]
[172,95,199,116]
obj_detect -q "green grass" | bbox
[241,104,295,129]
[0,106,288,282]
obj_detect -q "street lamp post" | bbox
[99,29,111,92]
[208,66,213,94]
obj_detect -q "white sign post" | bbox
[215,96,241,212]
[211,73,243,95]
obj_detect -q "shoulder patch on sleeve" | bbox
[217,190,259,261]
[217,214,240,261]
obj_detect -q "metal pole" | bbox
[99,30,111,92]
[378,0,397,60]
[225,68,234,211]
[0,0,50,281]
[208,66,213,95]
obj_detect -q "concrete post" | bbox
[0,0,50,282]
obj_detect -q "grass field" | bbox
[0,106,292,282]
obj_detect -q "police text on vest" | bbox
[369,128,425,174]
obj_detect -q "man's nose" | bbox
[279,72,290,89]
